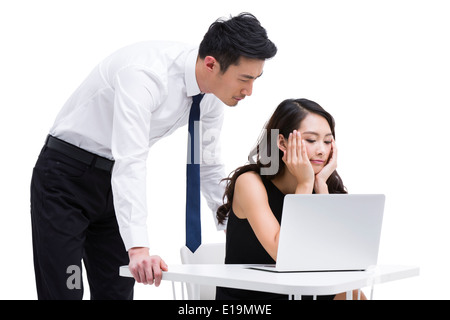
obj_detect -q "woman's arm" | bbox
[232,171,281,261]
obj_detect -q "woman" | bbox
[215,98,366,300]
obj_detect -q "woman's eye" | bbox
[306,139,316,143]
[325,141,332,144]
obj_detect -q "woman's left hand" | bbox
[314,139,338,193]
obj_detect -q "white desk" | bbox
[120,264,419,299]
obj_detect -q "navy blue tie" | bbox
[186,94,204,252]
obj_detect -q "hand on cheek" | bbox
[281,130,315,192]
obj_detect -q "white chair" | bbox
[175,243,225,300]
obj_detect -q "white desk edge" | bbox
[119,264,419,297]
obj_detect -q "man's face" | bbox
[211,57,265,106]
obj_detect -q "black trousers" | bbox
[30,140,135,300]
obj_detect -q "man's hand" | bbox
[128,247,168,286]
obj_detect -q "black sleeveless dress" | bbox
[215,176,335,300]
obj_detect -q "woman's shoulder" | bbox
[236,170,263,186]
[235,171,268,197]
[233,171,270,219]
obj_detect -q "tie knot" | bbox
[192,94,204,105]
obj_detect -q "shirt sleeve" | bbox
[110,65,164,251]
[199,95,227,230]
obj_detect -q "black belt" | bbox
[45,135,114,173]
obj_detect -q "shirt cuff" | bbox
[119,225,150,251]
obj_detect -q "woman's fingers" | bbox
[301,138,308,160]
[289,130,302,161]
[331,139,337,162]
[286,133,291,163]
[285,130,306,164]
[295,131,302,160]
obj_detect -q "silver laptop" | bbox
[252,194,385,272]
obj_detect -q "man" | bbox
[30,13,277,299]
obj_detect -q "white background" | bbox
[1,0,449,300]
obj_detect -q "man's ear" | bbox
[277,134,287,153]
[204,56,219,72]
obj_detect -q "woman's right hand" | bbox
[282,130,315,193]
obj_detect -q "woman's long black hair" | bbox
[216,98,347,225]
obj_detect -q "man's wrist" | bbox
[128,246,149,257]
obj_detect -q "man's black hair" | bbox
[199,13,277,73]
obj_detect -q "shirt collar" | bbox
[185,48,201,97]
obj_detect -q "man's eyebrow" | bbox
[240,71,263,80]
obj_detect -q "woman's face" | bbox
[298,113,333,174]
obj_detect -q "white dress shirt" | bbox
[50,41,226,251]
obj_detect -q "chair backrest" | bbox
[180,243,225,299]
